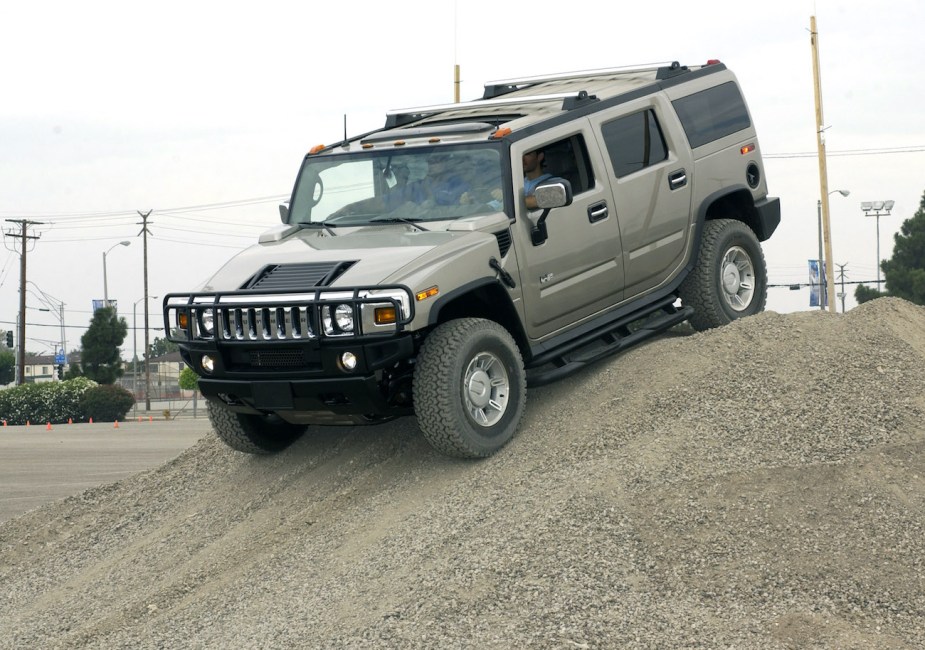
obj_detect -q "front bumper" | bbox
[180,334,416,418]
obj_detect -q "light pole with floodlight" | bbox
[102,241,131,308]
[860,200,894,292]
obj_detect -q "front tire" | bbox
[207,401,307,454]
[413,318,526,458]
[680,219,767,332]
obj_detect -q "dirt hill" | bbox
[2,297,924,649]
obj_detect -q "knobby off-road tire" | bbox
[413,318,526,459]
[207,400,307,455]
[680,218,768,332]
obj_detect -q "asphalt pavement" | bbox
[0,418,210,524]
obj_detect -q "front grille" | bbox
[248,349,305,368]
[164,285,415,344]
[220,306,316,341]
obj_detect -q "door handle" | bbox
[588,202,609,223]
[668,169,687,190]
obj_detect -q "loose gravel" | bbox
[1,297,924,649]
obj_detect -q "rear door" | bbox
[589,94,694,297]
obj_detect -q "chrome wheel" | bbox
[720,245,755,312]
[463,351,510,427]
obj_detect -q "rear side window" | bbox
[600,109,668,178]
[672,82,751,149]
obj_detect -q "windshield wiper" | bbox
[367,217,430,232]
[297,221,339,236]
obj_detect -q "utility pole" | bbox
[4,219,42,385]
[137,210,154,410]
[835,263,849,313]
[810,15,837,314]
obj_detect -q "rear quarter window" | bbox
[672,82,751,149]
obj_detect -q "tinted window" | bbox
[538,135,594,194]
[672,82,751,149]
[600,110,668,178]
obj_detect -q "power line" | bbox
[765,145,925,159]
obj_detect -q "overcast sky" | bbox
[1,0,923,358]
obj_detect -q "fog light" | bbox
[340,351,358,371]
[201,354,215,374]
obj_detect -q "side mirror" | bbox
[534,178,573,210]
[530,179,573,246]
[278,204,289,223]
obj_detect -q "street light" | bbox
[133,295,157,417]
[860,200,894,292]
[102,241,131,308]
[816,189,850,310]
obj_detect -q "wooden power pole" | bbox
[4,219,42,384]
[810,15,838,314]
[137,210,154,410]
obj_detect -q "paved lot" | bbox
[0,419,210,523]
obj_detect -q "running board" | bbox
[526,301,694,387]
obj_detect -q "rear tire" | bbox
[680,219,767,331]
[413,318,526,458]
[207,401,307,454]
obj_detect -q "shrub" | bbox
[178,366,199,391]
[0,377,97,425]
[79,384,135,422]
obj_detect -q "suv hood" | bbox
[198,220,504,292]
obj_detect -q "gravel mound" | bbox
[2,297,924,649]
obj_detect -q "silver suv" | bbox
[164,60,780,458]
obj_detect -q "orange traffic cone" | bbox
[26,420,30,427]
[114,420,119,429]
[89,417,93,424]
[2,420,6,426]
[46,422,52,430]
[68,418,73,425]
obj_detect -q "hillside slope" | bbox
[2,298,924,649]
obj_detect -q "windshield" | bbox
[288,144,506,226]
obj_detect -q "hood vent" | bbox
[243,261,356,291]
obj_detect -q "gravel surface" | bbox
[2,297,924,649]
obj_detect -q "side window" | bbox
[672,81,751,149]
[539,134,595,195]
[600,109,668,178]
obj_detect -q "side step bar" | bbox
[526,299,694,387]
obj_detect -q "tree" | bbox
[178,366,199,390]
[76,306,128,384]
[147,336,179,360]
[856,189,925,306]
[880,190,925,305]
[0,349,14,385]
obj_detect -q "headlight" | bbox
[197,309,215,336]
[323,303,354,334]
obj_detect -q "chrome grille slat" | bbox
[211,304,323,341]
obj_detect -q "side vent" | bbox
[494,229,512,257]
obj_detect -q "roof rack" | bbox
[385,92,584,129]
[482,62,674,98]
